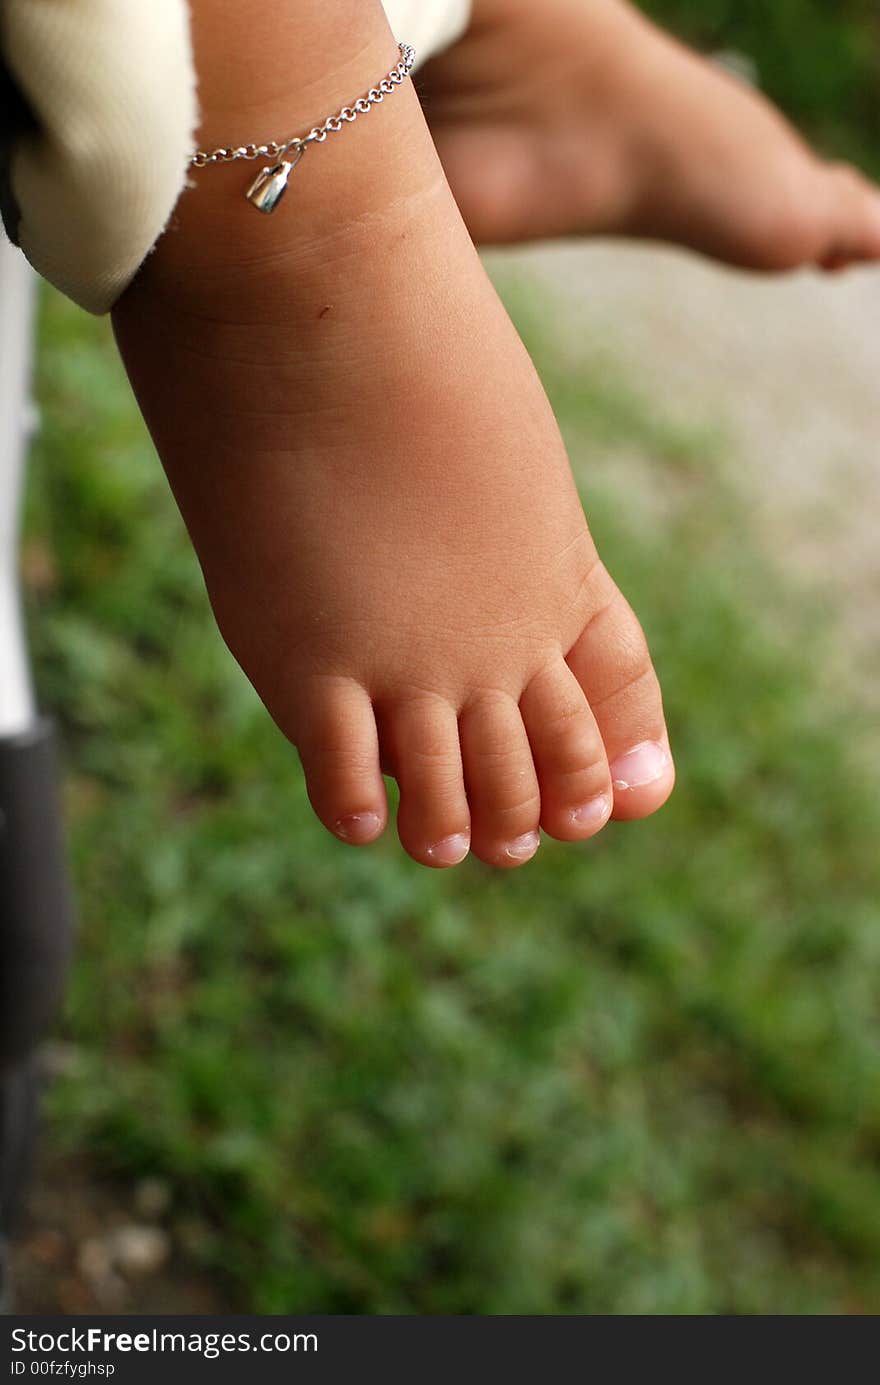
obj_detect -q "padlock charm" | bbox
[246,160,294,214]
[245,142,304,213]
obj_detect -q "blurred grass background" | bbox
[20,1,880,1314]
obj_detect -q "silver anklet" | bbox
[189,41,416,214]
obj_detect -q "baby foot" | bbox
[112,52,673,869]
[421,0,880,271]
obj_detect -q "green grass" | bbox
[24,274,880,1314]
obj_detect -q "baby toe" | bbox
[296,678,387,844]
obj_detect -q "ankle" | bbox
[130,39,446,315]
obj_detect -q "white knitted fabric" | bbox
[384,0,470,64]
[1,0,471,314]
[2,0,198,314]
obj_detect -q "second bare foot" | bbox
[421,0,880,271]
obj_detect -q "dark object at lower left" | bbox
[0,720,75,1311]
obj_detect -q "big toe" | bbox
[565,566,674,822]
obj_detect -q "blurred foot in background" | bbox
[421,0,880,271]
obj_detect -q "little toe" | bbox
[381,694,471,869]
[459,693,542,868]
[566,567,674,822]
[519,659,613,843]
[296,678,388,845]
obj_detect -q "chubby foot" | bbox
[420,0,880,271]
[112,42,673,869]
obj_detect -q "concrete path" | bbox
[491,243,880,677]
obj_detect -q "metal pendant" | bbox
[245,143,305,214]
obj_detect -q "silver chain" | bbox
[190,42,416,169]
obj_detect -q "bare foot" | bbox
[420,0,880,270]
[112,32,674,869]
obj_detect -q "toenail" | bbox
[425,832,470,867]
[570,795,612,832]
[503,831,540,863]
[334,812,382,843]
[609,741,670,791]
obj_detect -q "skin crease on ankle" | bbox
[112,0,675,868]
